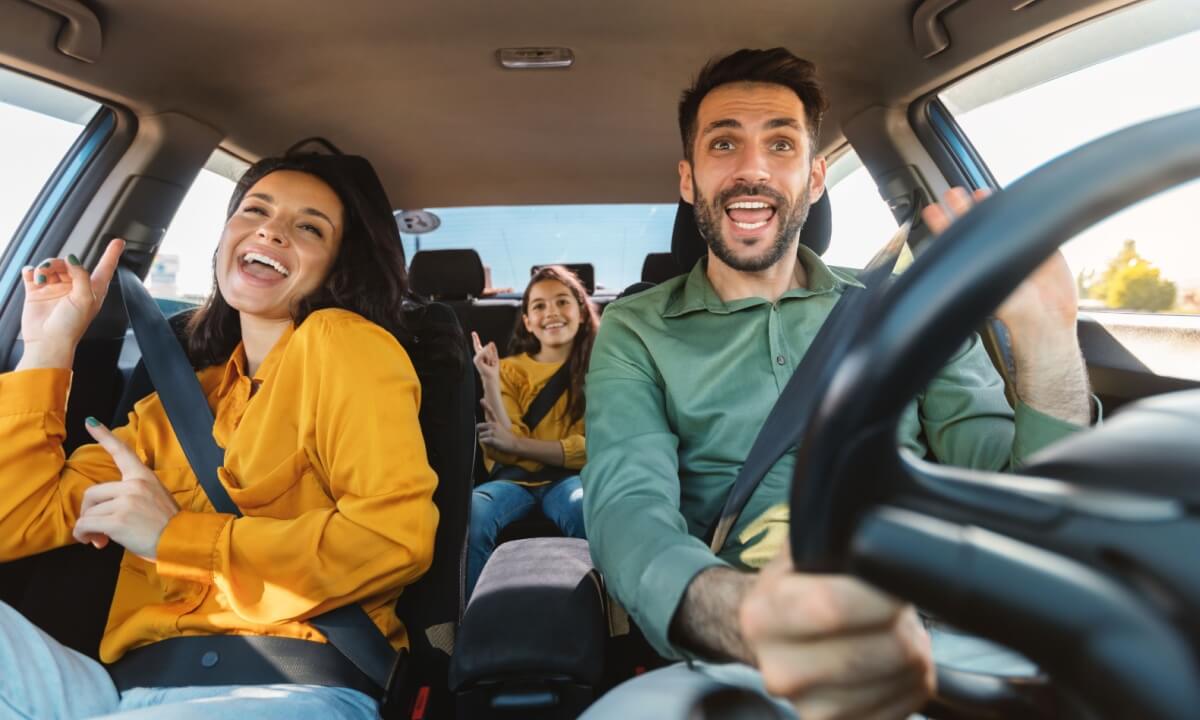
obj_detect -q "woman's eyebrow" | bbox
[245,193,335,227]
[301,207,336,227]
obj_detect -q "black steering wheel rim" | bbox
[788,107,1200,719]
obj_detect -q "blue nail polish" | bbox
[35,274,46,284]
[85,416,100,427]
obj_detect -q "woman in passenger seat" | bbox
[466,265,599,597]
[0,153,437,719]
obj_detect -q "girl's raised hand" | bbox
[19,238,125,370]
[471,331,501,384]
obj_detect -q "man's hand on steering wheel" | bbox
[922,188,1090,426]
[740,545,936,720]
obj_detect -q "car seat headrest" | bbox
[671,190,832,272]
[531,263,596,295]
[641,252,680,283]
[410,249,486,300]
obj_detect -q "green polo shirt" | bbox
[582,246,1084,660]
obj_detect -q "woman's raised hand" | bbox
[18,238,124,370]
[73,417,179,560]
[471,331,501,386]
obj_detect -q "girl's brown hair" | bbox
[507,266,599,425]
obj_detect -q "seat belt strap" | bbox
[707,221,911,554]
[117,267,232,512]
[116,266,396,691]
[521,361,571,431]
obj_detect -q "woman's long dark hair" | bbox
[507,266,599,425]
[185,153,417,368]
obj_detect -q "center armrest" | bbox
[448,537,607,691]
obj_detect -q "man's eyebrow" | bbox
[700,118,742,136]
[765,117,803,131]
[700,117,803,136]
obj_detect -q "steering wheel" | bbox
[788,107,1200,719]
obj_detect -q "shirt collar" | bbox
[663,245,862,318]
[216,322,296,394]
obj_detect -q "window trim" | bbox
[908,6,1200,323]
[0,71,137,355]
[0,108,115,299]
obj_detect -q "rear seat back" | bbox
[410,249,521,353]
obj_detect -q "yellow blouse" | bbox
[0,308,438,663]
[482,352,586,484]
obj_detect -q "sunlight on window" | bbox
[151,164,240,303]
[824,151,898,270]
[0,73,98,256]
[944,24,1200,315]
[401,204,674,294]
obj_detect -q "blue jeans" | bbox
[467,475,586,597]
[0,600,379,719]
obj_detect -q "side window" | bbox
[0,67,100,263]
[823,149,899,269]
[150,151,247,310]
[939,2,1200,317]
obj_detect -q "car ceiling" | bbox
[0,0,1138,209]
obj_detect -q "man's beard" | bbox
[692,180,811,273]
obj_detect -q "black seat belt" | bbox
[706,222,910,553]
[116,266,397,692]
[486,361,572,483]
[521,361,571,431]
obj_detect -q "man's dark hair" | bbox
[678,48,828,162]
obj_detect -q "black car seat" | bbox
[409,249,520,353]
[386,300,475,718]
[641,252,681,284]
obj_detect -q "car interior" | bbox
[0,0,1198,718]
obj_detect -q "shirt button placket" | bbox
[768,304,789,387]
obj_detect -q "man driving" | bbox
[581,48,1092,719]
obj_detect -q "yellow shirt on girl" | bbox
[482,352,586,484]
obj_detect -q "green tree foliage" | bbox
[1084,240,1177,312]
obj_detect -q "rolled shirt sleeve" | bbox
[904,334,1087,470]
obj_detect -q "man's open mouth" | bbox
[724,200,777,231]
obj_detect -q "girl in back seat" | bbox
[467,265,599,597]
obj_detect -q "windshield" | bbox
[399,203,675,295]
